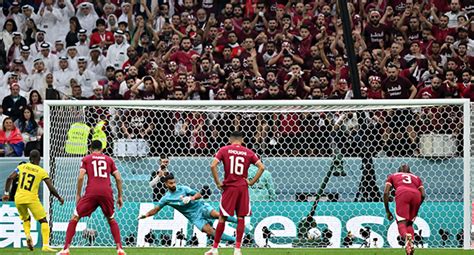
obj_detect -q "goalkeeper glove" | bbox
[138,214,147,220]
[180,196,193,204]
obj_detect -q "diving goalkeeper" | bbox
[138,173,238,243]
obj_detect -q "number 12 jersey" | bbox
[80,152,118,197]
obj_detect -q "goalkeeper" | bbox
[138,173,237,243]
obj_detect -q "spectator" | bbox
[149,155,170,202]
[45,72,61,99]
[89,82,105,100]
[0,0,470,157]
[367,76,384,99]
[75,56,96,97]
[106,30,129,68]
[87,45,106,80]
[453,27,474,56]
[444,0,466,28]
[66,16,82,47]
[19,45,34,75]
[37,0,62,42]
[89,19,114,49]
[14,107,41,156]
[164,37,199,72]
[71,83,87,100]
[53,40,66,57]
[0,117,24,157]
[130,76,162,100]
[0,19,18,53]
[28,90,44,122]
[416,76,448,98]
[463,76,474,101]
[382,64,417,99]
[76,2,99,36]
[2,83,27,122]
[54,56,74,95]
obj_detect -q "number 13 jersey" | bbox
[15,163,49,204]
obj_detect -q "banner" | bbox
[0,201,465,248]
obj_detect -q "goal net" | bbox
[44,100,472,249]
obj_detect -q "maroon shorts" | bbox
[220,186,251,217]
[395,191,422,222]
[75,195,115,218]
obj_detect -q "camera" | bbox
[360,227,370,239]
[359,227,371,248]
[262,226,273,247]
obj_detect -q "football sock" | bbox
[212,221,225,249]
[236,218,245,249]
[23,220,31,237]
[406,223,415,237]
[397,222,408,239]
[64,219,78,250]
[227,216,238,224]
[41,222,50,247]
[108,219,123,249]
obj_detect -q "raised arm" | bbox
[112,171,123,209]
[130,79,143,95]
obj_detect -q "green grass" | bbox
[1,248,473,255]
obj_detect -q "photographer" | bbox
[149,155,170,202]
[262,226,273,248]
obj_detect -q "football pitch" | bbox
[2,248,473,255]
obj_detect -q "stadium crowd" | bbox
[0,0,473,157]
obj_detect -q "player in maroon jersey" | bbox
[205,131,265,255]
[384,164,425,255]
[58,140,125,255]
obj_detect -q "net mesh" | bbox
[47,102,471,248]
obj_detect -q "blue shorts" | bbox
[191,203,215,231]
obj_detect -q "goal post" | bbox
[43,99,472,249]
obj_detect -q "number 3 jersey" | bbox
[214,144,259,187]
[81,152,118,197]
[14,163,49,204]
[385,172,423,197]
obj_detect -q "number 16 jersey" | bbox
[214,144,259,187]
[14,163,49,204]
[81,152,118,197]
[385,172,423,197]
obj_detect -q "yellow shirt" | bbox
[14,163,49,204]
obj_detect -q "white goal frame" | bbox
[43,99,472,249]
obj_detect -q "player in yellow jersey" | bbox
[2,150,64,252]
